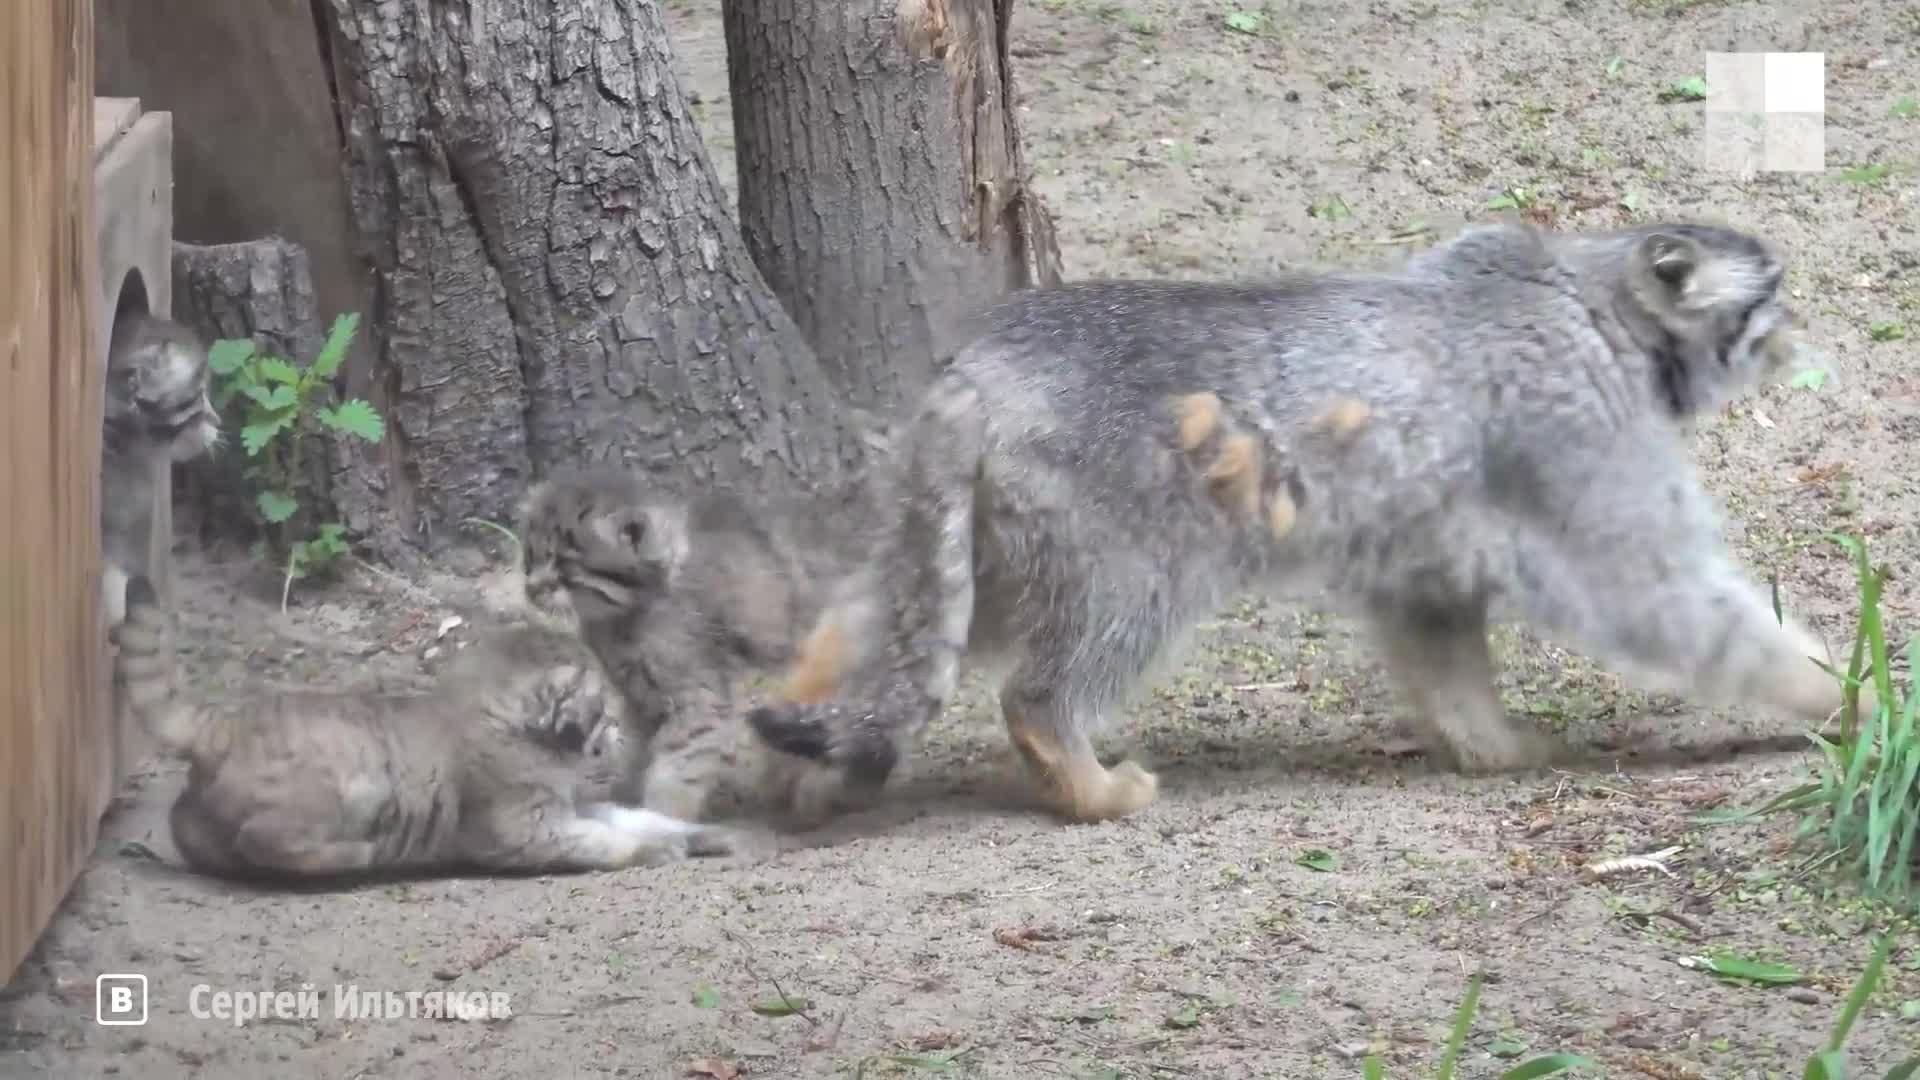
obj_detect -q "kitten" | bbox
[515,469,877,822]
[111,574,739,881]
[745,221,1873,824]
[100,313,222,626]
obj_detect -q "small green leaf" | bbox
[1840,163,1892,185]
[240,419,287,457]
[1619,190,1645,214]
[1604,56,1624,77]
[256,357,302,385]
[304,524,350,563]
[750,994,810,1017]
[1363,1057,1386,1080]
[1223,10,1264,34]
[1884,1058,1920,1080]
[1489,1038,1528,1059]
[1868,321,1907,342]
[1486,194,1520,210]
[1310,193,1352,222]
[1498,1055,1598,1079]
[311,312,361,380]
[1901,999,1920,1021]
[1892,96,1918,118]
[691,986,721,1009]
[1789,367,1829,390]
[1701,951,1803,986]
[1165,1004,1202,1029]
[207,338,256,375]
[1295,849,1338,873]
[1661,75,1708,102]
[243,383,298,411]
[317,397,386,442]
[255,490,299,524]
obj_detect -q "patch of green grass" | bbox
[1800,935,1920,1080]
[1659,75,1708,103]
[1358,974,1595,1077]
[1841,163,1894,186]
[1892,96,1918,119]
[1724,532,1919,911]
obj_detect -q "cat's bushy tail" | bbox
[745,370,988,794]
[114,575,225,764]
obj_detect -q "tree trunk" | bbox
[317,0,861,558]
[722,0,1061,414]
[171,237,329,549]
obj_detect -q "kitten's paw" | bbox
[684,823,743,858]
[626,830,692,868]
[641,769,713,823]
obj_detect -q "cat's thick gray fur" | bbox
[747,220,1875,824]
[100,312,222,627]
[112,575,738,880]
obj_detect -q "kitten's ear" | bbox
[1640,231,1700,291]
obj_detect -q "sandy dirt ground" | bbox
[6,1,1920,1077]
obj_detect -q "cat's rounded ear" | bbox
[1640,231,1700,290]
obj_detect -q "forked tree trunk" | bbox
[722,0,1061,413]
[317,0,861,558]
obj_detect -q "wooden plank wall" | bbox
[1,0,108,983]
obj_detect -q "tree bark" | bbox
[318,0,860,558]
[95,0,375,403]
[170,237,330,548]
[722,0,1061,414]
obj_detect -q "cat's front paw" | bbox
[1427,714,1559,774]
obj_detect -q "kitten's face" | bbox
[109,325,222,461]
[518,473,679,624]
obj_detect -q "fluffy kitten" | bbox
[746,221,1873,824]
[112,575,738,881]
[100,313,222,626]
[515,469,877,822]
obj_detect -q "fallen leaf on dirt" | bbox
[750,994,811,1017]
[992,926,1064,952]
[690,986,721,1009]
[467,937,520,971]
[1581,845,1680,882]
[1795,461,1850,486]
[1677,951,1802,986]
[1165,1003,1203,1029]
[686,1059,740,1080]
[1630,1055,1706,1080]
[1295,848,1339,872]
[908,1030,965,1051]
